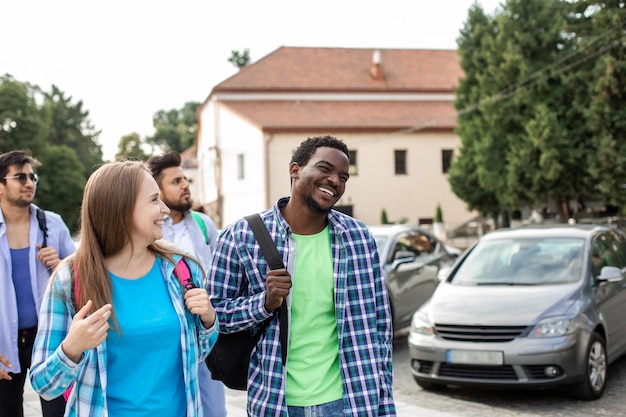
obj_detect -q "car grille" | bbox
[434,324,528,342]
[438,364,517,380]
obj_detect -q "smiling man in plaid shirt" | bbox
[208,135,396,416]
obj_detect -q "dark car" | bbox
[408,224,626,400]
[368,224,459,332]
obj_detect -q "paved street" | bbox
[25,333,626,416]
[23,373,455,417]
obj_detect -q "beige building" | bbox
[196,46,476,231]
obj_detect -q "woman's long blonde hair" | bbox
[63,160,186,327]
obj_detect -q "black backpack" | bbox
[36,208,48,248]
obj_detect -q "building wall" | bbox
[267,132,475,230]
[199,104,476,231]
[216,106,267,228]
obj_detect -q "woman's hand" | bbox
[184,288,216,328]
[62,300,112,363]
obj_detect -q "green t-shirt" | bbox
[286,226,343,406]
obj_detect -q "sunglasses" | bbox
[3,173,39,185]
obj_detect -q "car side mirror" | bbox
[597,266,623,282]
[437,266,453,281]
[392,251,416,270]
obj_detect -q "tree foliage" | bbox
[41,85,103,177]
[35,145,85,232]
[116,132,149,161]
[0,74,102,232]
[145,101,199,153]
[228,48,251,69]
[0,75,46,153]
[450,0,626,222]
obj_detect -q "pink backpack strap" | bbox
[173,258,196,290]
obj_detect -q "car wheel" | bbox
[570,332,607,400]
[414,376,446,391]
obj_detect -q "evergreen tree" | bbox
[40,85,103,177]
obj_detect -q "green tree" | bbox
[451,0,624,222]
[449,4,503,222]
[581,2,626,211]
[34,145,85,233]
[0,74,46,154]
[228,48,251,69]
[0,76,100,231]
[116,132,149,160]
[146,101,199,153]
[435,204,444,223]
[381,208,389,224]
[40,85,103,177]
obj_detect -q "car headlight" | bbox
[410,309,434,336]
[529,316,579,338]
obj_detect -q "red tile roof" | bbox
[221,100,457,132]
[207,47,463,131]
[214,47,462,93]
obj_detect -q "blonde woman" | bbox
[30,161,217,417]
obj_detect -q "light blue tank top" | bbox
[106,259,186,416]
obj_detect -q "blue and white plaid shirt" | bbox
[208,198,396,416]
[30,255,218,417]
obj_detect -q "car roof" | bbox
[480,224,616,241]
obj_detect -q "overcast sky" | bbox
[2,0,502,159]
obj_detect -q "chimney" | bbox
[370,49,384,80]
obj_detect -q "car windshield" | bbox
[451,237,585,286]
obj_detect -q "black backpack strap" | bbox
[244,214,284,270]
[36,209,48,248]
[244,214,288,365]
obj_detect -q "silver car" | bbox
[408,224,626,400]
[369,224,459,332]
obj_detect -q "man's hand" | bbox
[264,269,292,312]
[36,244,61,269]
[184,288,216,328]
[62,300,112,363]
[0,354,12,380]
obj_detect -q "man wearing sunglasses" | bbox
[0,150,75,417]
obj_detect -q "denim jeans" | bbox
[287,399,343,417]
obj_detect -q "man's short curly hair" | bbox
[145,151,182,185]
[291,135,349,166]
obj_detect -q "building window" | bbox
[442,149,454,173]
[237,153,244,180]
[349,149,358,175]
[395,150,407,175]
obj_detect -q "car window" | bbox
[389,231,434,260]
[452,237,585,285]
[591,232,626,275]
[608,230,626,268]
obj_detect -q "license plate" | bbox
[445,349,503,365]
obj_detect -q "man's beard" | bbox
[166,199,193,213]
[304,195,330,215]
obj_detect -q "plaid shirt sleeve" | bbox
[334,215,396,416]
[30,264,107,416]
